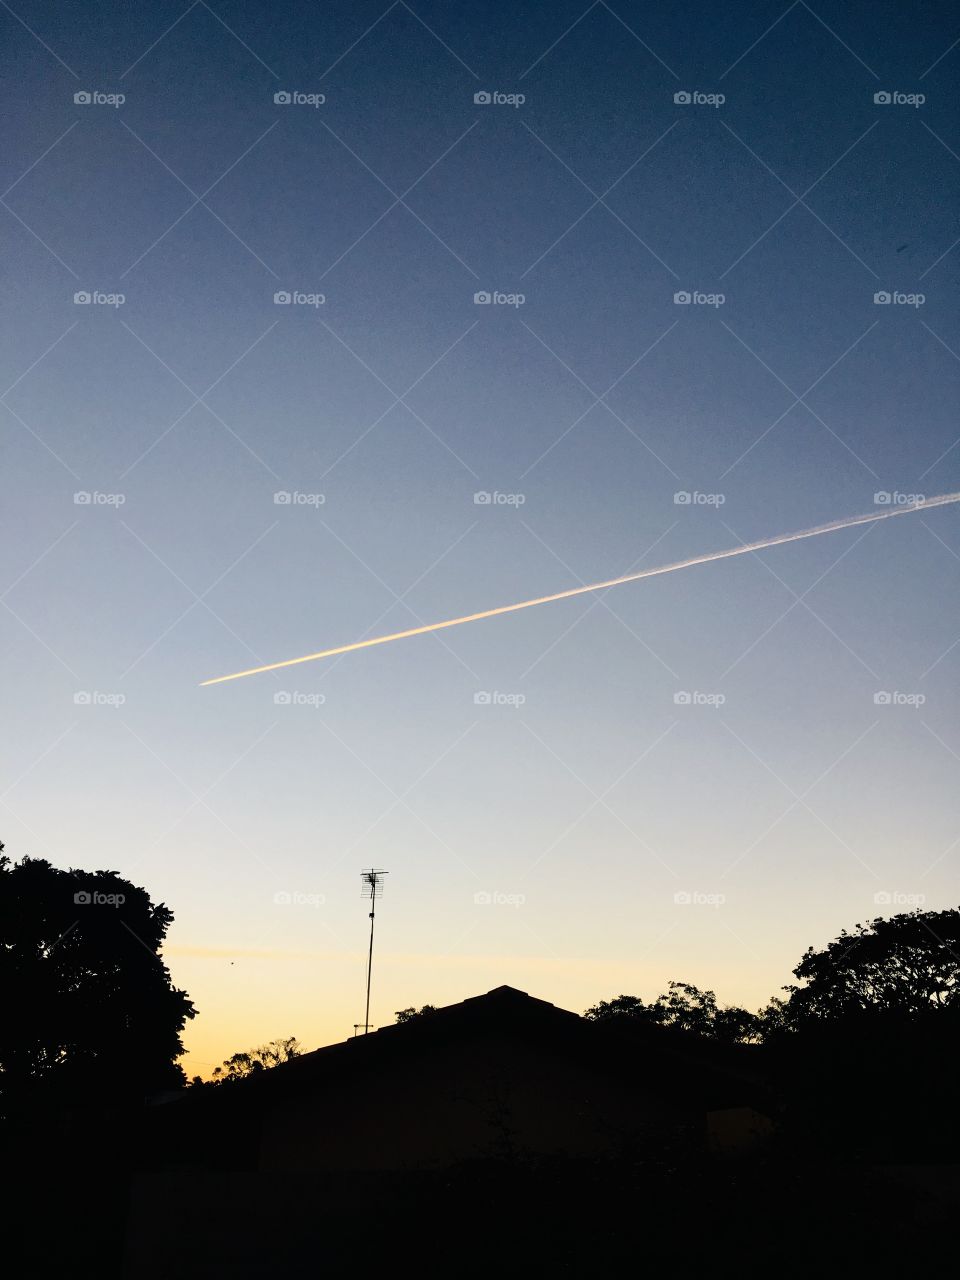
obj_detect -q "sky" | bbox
[2,0,959,1076]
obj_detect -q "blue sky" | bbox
[2,0,958,1071]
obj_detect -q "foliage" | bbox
[0,846,195,1104]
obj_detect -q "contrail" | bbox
[201,492,960,685]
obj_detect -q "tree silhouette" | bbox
[395,1004,438,1023]
[0,847,195,1110]
[207,1036,301,1083]
[777,908,960,1027]
[584,981,760,1042]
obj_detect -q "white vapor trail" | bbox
[200,492,960,685]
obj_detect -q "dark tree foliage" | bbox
[0,849,196,1108]
[778,909,960,1026]
[207,1036,301,1083]
[584,982,761,1043]
[395,1005,438,1023]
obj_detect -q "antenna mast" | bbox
[361,869,388,1034]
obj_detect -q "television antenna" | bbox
[361,869,388,1034]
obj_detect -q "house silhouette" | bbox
[155,984,767,1173]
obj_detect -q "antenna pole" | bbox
[364,894,376,1034]
[360,869,388,1035]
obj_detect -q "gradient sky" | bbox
[2,0,958,1075]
